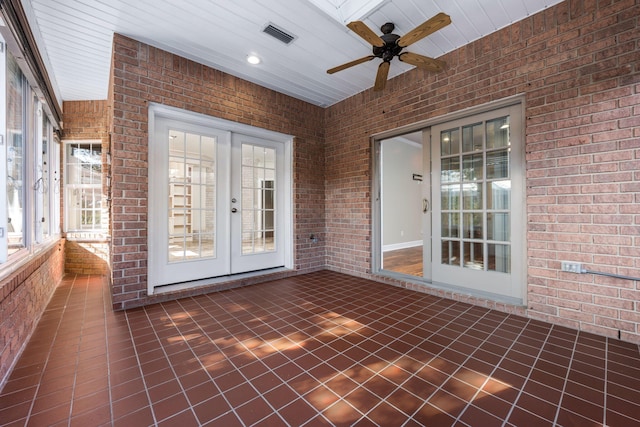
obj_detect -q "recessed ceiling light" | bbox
[247,55,261,65]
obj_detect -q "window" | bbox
[1,36,61,264]
[6,53,25,254]
[64,141,105,235]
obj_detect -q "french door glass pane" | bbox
[464,241,484,269]
[488,213,510,241]
[168,130,216,262]
[487,150,509,179]
[442,240,460,265]
[462,123,483,152]
[441,185,460,210]
[440,128,460,156]
[486,117,510,149]
[441,213,460,238]
[441,157,460,182]
[241,144,276,254]
[439,115,512,273]
[462,154,483,181]
[462,183,482,210]
[488,180,511,210]
[489,244,511,273]
[463,213,483,239]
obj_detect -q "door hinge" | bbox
[0,228,4,238]
[0,135,4,145]
[0,42,4,53]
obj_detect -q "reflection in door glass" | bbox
[168,130,216,262]
[241,144,276,254]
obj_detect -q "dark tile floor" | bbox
[1,271,639,426]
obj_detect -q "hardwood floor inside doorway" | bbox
[383,246,423,276]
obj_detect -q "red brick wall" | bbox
[0,241,65,386]
[325,0,640,342]
[109,34,325,309]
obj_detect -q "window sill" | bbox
[0,237,63,284]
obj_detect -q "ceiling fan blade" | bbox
[397,12,451,47]
[398,52,445,72]
[327,55,376,74]
[374,61,390,91]
[347,21,385,47]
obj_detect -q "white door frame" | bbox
[147,104,293,294]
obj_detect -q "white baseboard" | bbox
[382,240,422,252]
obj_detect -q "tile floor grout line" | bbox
[377,303,500,423]
[448,314,531,425]
[123,307,159,426]
[303,289,456,425]
[101,276,116,427]
[66,276,87,426]
[331,301,495,425]
[499,323,559,426]
[603,337,609,427]
[21,276,77,427]
[155,299,211,425]
[186,294,289,426]
[392,306,518,426]
[551,327,581,426]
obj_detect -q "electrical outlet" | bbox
[561,261,582,273]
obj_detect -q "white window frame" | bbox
[0,36,7,262]
[0,34,62,268]
[63,140,106,237]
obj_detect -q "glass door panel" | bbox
[432,104,524,301]
[240,144,276,254]
[167,130,216,262]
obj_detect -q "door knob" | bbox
[231,208,238,213]
[423,198,429,213]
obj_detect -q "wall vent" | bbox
[262,23,296,45]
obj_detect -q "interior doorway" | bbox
[380,131,431,279]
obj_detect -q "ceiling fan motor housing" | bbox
[373,31,402,62]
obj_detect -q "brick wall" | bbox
[0,241,65,386]
[109,34,325,309]
[64,241,109,275]
[324,0,640,342]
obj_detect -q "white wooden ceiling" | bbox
[23,0,563,107]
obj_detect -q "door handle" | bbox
[423,198,429,213]
[231,208,238,213]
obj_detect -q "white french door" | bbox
[149,114,287,289]
[230,133,285,274]
[431,104,524,301]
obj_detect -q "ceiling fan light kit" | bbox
[327,12,451,91]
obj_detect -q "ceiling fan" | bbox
[327,12,451,91]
